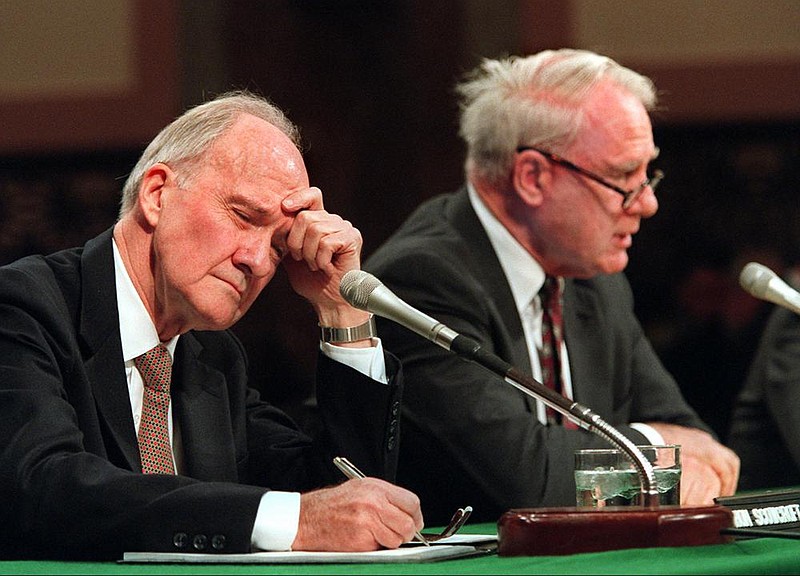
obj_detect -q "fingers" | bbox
[278,187,366,323]
[711,444,740,496]
[680,454,723,506]
[282,186,324,213]
[281,187,362,274]
[384,483,425,532]
[681,478,717,506]
[372,495,423,549]
[293,478,424,552]
[350,478,423,547]
[680,433,739,498]
[647,422,740,500]
[286,210,361,272]
[375,484,425,550]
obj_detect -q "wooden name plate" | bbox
[497,505,734,556]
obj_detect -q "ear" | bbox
[136,164,172,227]
[513,149,551,207]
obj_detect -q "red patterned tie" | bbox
[539,276,576,428]
[134,345,176,474]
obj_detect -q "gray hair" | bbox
[457,49,658,183]
[119,90,301,217]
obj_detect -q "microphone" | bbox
[340,270,567,395]
[739,262,800,315]
[339,269,659,499]
[340,269,734,554]
[339,269,459,350]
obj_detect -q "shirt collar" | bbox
[113,239,178,362]
[467,183,546,313]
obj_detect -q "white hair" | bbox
[119,90,300,217]
[457,49,658,183]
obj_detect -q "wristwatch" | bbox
[319,315,377,343]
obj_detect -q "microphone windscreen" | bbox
[739,262,776,299]
[340,270,381,309]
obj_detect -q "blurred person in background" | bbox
[728,265,800,490]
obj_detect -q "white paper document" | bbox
[122,534,497,564]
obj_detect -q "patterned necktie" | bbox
[134,345,176,474]
[539,276,574,427]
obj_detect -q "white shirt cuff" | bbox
[630,422,666,446]
[320,338,388,384]
[250,491,301,551]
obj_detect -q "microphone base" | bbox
[497,505,734,556]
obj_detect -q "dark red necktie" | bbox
[539,276,576,428]
[134,345,176,474]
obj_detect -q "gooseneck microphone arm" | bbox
[340,269,660,506]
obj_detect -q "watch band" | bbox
[319,316,377,343]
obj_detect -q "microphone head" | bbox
[340,270,382,310]
[739,261,777,299]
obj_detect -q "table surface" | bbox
[2,522,800,575]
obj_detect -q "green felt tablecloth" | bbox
[2,522,800,575]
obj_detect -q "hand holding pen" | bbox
[291,460,425,551]
[333,457,473,545]
[333,456,430,546]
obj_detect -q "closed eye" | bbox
[233,209,252,224]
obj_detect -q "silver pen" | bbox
[333,456,429,546]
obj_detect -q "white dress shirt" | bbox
[113,240,388,550]
[466,185,662,443]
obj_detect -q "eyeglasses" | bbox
[516,147,665,210]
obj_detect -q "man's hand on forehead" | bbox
[278,185,364,316]
[281,186,324,215]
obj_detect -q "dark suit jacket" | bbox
[364,188,708,523]
[0,228,403,559]
[728,305,800,489]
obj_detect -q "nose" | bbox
[232,235,274,278]
[626,186,658,218]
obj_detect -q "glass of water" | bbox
[574,445,681,507]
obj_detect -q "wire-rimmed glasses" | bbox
[516,146,665,210]
[421,506,473,542]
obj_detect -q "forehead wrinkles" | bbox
[189,114,304,188]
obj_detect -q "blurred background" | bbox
[2,0,799,441]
